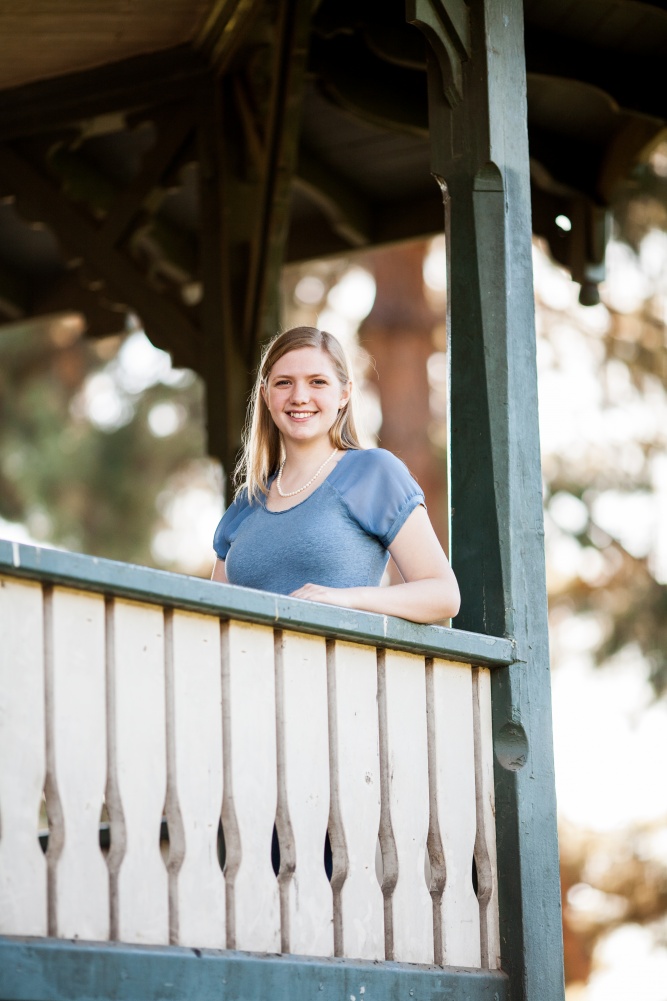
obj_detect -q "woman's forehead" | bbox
[269,346,337,377]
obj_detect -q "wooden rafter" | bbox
[0,144,202,370]
[97,104,196,251]
[0,47,206,143]
[240,0,312,363]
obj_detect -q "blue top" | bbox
[213,448,425,596]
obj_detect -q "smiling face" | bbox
[261,346,351,447]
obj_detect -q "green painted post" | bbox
[409,1,565,999]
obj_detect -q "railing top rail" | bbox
[0,540,515,666]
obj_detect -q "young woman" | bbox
[211,326,460,624]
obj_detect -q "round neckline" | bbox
[262,448,352,514]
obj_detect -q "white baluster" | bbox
[45,586,109,940]
[275,630,332,957]
[106,598,168,944]
[428,659,480,967]
[165,609,224,948]
[378,649,432,964]
[473,667,501,968]
[327,640,383,960]
[221,620,279,952]
[0,577,47,935]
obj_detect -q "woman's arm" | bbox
[290,506,461,624]
[211,558,229,584]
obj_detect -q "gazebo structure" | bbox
[0,3,665,1001]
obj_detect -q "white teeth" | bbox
[288,412,315,419]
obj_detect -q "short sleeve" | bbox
[333,449,425,548]
[212,490,253,559]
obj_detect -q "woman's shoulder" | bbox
[331,448,424,546]
[336,447,417,480]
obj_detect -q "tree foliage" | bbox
[0,315,209,567]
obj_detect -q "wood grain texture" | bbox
[427,659,480,967]
[221,620,279,953]
[275,630,333,957]
[378,649,433,964]
[0,540,514,667]
[0,2,212,91]
[473,668,501,968]
[0,937,511,1001]
[423,0,565,995]
[106,599,168,945]
[165,609,224,948]
[0,577,47,935]
[44,586,109,941]
[327,640,383,960]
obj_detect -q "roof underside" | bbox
[0,0,665,336]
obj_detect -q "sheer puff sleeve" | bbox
[333,448,425,548]
[212,489,253,559]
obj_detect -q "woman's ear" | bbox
[339,381,352,409]
[260,383,268,409]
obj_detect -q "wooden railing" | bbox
[0,542,513,971]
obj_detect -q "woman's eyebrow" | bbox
[271,371,330,379]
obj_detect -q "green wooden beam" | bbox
[413,1,565,999]
[0,540,514,666]
[405,0,470,107]
[0,938,509,1001]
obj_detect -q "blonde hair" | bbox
[235,327,362,500]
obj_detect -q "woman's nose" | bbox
[290,382,309,403]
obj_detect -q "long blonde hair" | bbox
[235,327,362,500]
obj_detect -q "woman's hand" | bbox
[289,583,353,608]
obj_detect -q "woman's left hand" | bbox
[290,583,352,607]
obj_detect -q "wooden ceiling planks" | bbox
[0,1,213,91]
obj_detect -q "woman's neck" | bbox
[280,437,336,473]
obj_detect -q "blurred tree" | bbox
[0,313,209,567]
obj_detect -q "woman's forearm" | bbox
[291,576,460,624]
[343,578,459,623]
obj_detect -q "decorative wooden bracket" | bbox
[406,0,471,108]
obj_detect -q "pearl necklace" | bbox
[276,448,339,498]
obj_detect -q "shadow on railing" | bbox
[0,542,512,971]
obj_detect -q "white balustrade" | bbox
[106,598,168,944]
[0,577,47,935]
[327,640,383,960]
[45,586,109,941]
[0,575,500,970]
[221,620,280,953]
[275,630,333,957]
[378,649,433,964]
[473,667,501,969]
[165,609,225,948]
[427,658,480,967]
